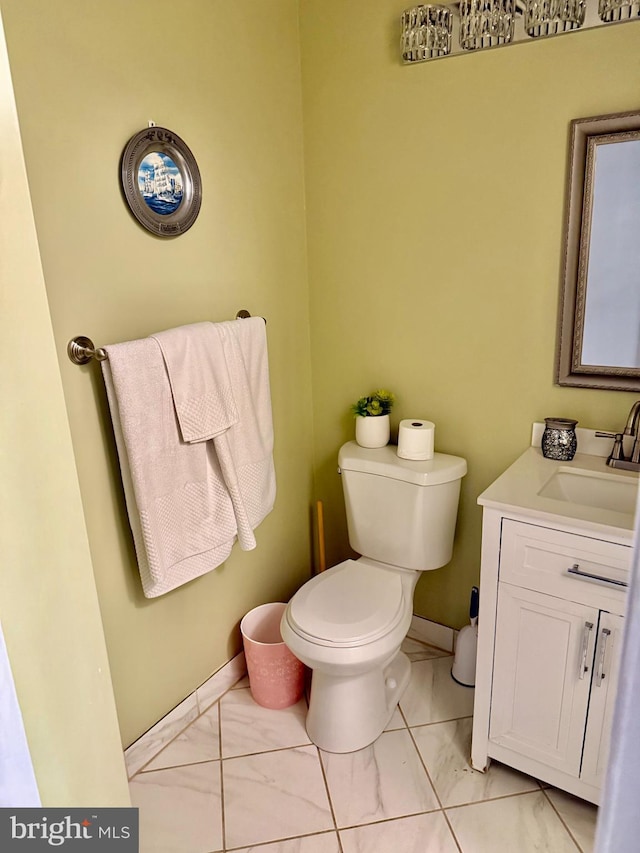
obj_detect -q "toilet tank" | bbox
[338,441,467,571]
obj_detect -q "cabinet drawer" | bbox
[499,520,630,610]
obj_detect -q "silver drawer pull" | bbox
[579,621,594,680]
[567,564,628,589]
[595,628,611,687]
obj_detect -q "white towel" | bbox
[101,318,276,597]
[153,318,275,550]
[102,337,238,598]
[151,322,238,443]
[212,318,276,548]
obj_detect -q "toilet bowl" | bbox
[281,442,466,754]
[281,557,416,752]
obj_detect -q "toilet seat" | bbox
[287,559,406,648]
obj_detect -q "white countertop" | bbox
[478,430,639,539]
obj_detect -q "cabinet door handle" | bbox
[567,564,628,589]
[579,621,594,680]
[595,628,611,687]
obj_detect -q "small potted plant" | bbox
[351,389,395,448]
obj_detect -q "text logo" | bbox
[0,809,138,850]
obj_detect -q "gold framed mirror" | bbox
[556,109,640,391]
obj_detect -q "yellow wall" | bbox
[0,10,129,804]
[1,0,313,747]
[3,0,640,760]
[299,0,640,627]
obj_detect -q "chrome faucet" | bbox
[597,400,640,471]
[623,400,640,441]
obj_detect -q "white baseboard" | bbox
[408,614,455,653]
[196,651,247,712]
[124,651,247,778]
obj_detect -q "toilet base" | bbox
[305,650,411,753]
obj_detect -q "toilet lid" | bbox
[288,560,406,647]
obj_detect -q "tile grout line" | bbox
[127,715,197,779]
[222,739,315,762]
[218,699,227,853]
[540,787,587,852]
[406,713,474,730]
[441,789,568,853]
[137,756,218,773]
[336,805,451,832]
[444,787,558,812]
[126,663,248,778]
[316,746,345,853]
[223,830,341,853]
[129,699,221,778]
[404,715,464,853]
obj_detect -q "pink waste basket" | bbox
[240,603,305,709]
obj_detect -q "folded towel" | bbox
[102,337,238,598]
[151,322,238,443]
[212,317,276,549]
[150,318,275,550]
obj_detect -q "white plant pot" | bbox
[355,414,390,448]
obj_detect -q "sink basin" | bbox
[538,467,639,515]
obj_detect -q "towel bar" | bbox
[67,336,108,365]
[67,310,264,364]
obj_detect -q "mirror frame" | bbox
[556,109,640,391]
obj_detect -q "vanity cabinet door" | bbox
[489,582,598,776]
[580,611,624,789]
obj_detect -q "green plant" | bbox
[351,389,395,418]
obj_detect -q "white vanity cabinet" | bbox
[471,438,636,806]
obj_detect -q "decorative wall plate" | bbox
[120,125,202,237]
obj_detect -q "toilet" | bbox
[281,440,467,753]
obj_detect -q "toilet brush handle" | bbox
[470,586,479,622]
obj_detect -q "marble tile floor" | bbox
[129,638,598,852]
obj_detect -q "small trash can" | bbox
[240,602,305,710]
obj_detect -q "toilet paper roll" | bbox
[397,419,435,460]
